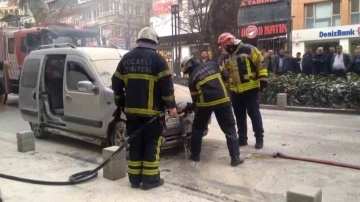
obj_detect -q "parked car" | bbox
[19,44,209,149]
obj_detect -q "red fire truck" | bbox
[0,24,101,103]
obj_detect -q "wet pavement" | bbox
[1,95,360,202]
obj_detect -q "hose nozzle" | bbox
[273,151,279,158]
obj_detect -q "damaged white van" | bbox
[19,44,206,149]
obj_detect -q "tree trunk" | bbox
[207,0,239,60]
[27,0,54,25]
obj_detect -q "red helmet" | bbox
[218,33,235,48]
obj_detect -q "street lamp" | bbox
[171,4,180,77]
[285,0,292,53]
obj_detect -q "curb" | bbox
[260,104,360,115]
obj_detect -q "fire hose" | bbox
[0,110,188,186]
[273,151,360,170]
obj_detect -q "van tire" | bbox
[109,121,129,159]
[29,123,51,139]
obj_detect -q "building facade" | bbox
[47,0,152,49]
[237,0,289,53]
[292,0,360,57]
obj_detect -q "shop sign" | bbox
[239,22,287,39]
[158,49,172,58]
[240,0,278,7]
[319,28,357,38]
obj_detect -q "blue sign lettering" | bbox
[319,29,356,38]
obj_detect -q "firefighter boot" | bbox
[226,133,244,167]
[189,130,203,162]
[255,138,264,149]
[142,178,165,190]
[238,135,248,147]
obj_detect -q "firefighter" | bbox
[218,33,268,149]
[0,61,11,105]
[111,27,178,190]
[180,56,244,167]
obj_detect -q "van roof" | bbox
[29,47,129,61]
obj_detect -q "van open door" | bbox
[19,56,43,124]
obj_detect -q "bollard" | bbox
[287,186,322,202]
[277,93,287,110]
[16,131,35,153]
[102,146,127,181]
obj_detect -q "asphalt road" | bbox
[1,95,360,202]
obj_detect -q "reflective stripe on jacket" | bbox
[222,43,268,93]
[189,61,230,108]
[111,43,176,117]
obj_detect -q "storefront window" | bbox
[350,0,360,24]
[257,37,286,54]
[305,41,339,54]
[305,1,341,29]
[237,2,287,26]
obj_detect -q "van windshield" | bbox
[92,60,120,87]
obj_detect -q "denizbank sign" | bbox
[319,28,356,38]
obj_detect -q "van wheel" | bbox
[29,123,50,139]
[109,121,129,159]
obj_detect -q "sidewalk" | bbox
[0,139,212,202]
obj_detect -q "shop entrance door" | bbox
[257,36,286,54]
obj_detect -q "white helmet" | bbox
[137,27,159,44]
[180,56,199,74]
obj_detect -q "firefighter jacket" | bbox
[111,42,177,117]
[189,61,231,108]
[222,42,268,93]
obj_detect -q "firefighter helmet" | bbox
[137,27,159,44]
[218,33,236,48]
[180,56,200,74]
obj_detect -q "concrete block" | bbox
[287,186,322,202]
[277,93,287,110]
[16,131,35,153]
[102,146,127,181]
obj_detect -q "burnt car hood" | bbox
[174,84,192,107]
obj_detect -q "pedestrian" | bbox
[301,48,314,75]
[0,61,11,105]
[274,49,286,75]
[111,27,178,190]
[218,32,268,149]
[217,47,229,66]
[295,52,302,73]
[263,50,275,73]
[331,45,352,79]
[180,56,244,166]
[326,47,335,74]
[282,51,298,73]
[348,49,360,75]
[312,47,328,75]
[200,50,211,63]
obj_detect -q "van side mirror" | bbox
[77,81,99,94]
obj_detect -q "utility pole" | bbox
[286,0,292,53]
[171,4,180,77]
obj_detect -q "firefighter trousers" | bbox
[231,89,264,143]
[126,116,164,185]
[191,103,240,158]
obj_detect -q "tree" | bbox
[101,0,151,50]
[49,0,78,23]
[179,0,211,58]
[207,0,239,59]
[19,0,53,24]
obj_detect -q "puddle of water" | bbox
[245,153,273,160]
